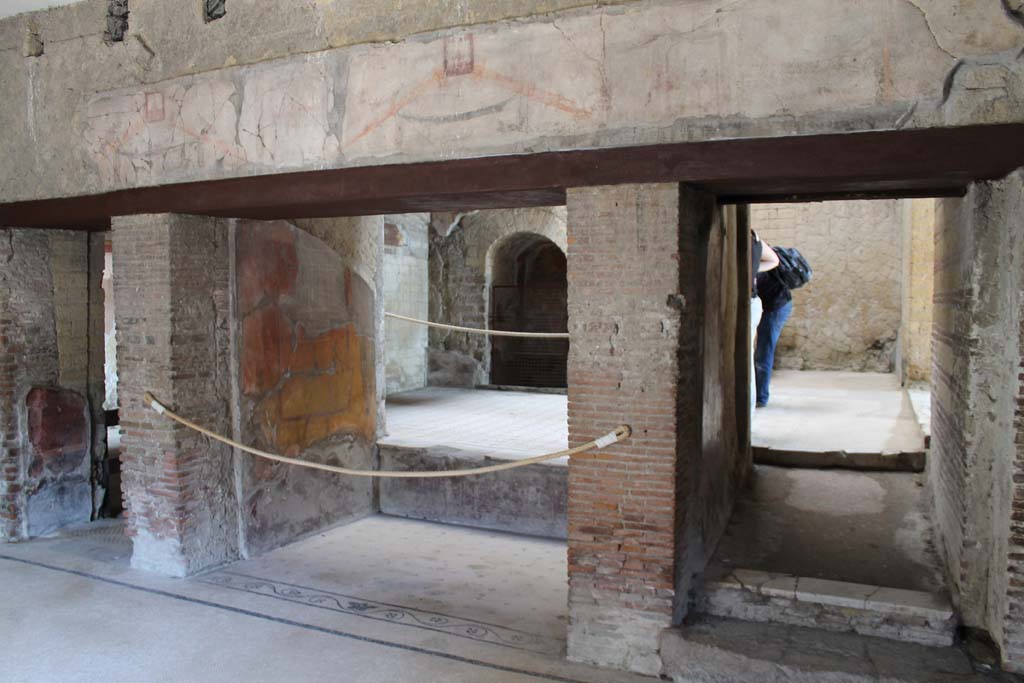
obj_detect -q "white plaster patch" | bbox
[784,470,886,516]
[83,77,241,187]
[238,57,339,168]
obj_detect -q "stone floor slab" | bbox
[752,370,927,470]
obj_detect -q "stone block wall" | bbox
[900,199,935,384]
[428,207,566,386]
[929,170,1024,673]
[382,214,429,395]
[233,219,377,556]
[114,214,240,575]
[751,200,902,372]
[0,229,94,541]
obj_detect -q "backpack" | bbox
[772,247,812,290]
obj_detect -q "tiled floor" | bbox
[382,387,568,460]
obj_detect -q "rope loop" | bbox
[143,392,629,479]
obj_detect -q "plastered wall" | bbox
[382,214,430,395]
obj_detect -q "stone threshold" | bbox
[753,446,925,472]
[698,568,956,648]
[661,616,989,683]
[476,384,568,395]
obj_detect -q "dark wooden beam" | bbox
[1,123,1021,230]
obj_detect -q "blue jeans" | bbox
[754,300,793,406]
[749,296,762,416]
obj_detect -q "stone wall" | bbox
[751,200,903,372]
[930,170,1024,673]
[3,1,1020,205]
[114,214,239,576]
[382,214,429,395]
[900,199,935,384]
[233,219,377,556]
[428,207,566,386]
[0,229,94,540]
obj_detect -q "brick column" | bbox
[113,214,239,576]
[565,184,714,674]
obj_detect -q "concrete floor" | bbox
[383,387,568,460]
[751,370,926,460]
[385,374,925,468]
[712,465,946,594]
[1,515,647,683]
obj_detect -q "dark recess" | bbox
[204,0,226,23]
[104,0,129,43]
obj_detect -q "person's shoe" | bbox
[755,401,767,408]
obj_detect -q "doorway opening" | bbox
[488,233,569,390]
[702,197,949,645]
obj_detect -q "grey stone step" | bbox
[752,445,925,471]
[661,616,998,683]
[696,568,956,648]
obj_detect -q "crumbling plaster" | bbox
[0,0,1022,203]
[233,219,378,556]
[0,229,93,540]
[931,170,1024,672]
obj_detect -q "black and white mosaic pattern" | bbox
[199,571,560,656]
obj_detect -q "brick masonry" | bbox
[113,213,239,576]
[565,184,744,675]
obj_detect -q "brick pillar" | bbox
[565,184,714,674]
[113,214,239,576]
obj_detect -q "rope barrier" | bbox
[385,312,570,339]
[143,392,630,478]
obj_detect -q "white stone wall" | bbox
[383,214,430,395]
